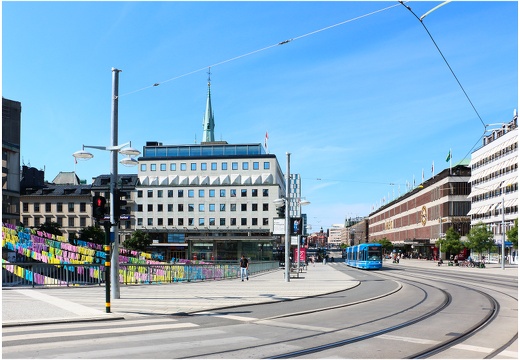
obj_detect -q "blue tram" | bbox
[345,243,383,270]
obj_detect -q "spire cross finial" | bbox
[207,67,211,86]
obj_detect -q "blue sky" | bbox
[3,1,518,231]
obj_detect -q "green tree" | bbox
[38,222,63,236]
[78,226,106,245]
[123,230,152,252]
[506,218,518,249]
[376,237,393,255]
[436,227,464,258]
[466,222,495,259]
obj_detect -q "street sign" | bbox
[273,218,285,235]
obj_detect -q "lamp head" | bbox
[72,149,94,160]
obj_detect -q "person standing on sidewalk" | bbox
[240,255,249,281]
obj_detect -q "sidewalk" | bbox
[2,263,358,327]
[384,257,519,276]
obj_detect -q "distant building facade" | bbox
[19,168,139,240]
[2,98,21,225]
[468,112,518,252]
[136,141,285,261]
[346,218,369,246]
[20,168,92,238]
[368,164,471,259]
[328,224,347,247]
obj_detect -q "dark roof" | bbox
[22,184,92,196]
[91,174,139,190]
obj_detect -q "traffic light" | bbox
[92,196,107,222]
[276,204,285,218]
[114,190,128,221]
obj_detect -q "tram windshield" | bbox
[367,246,382,261]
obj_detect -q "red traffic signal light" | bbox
[92,196,107,221]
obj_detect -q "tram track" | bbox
[179,263,516,359]
[183,272,454,359]
[376,266,517,359]
[388,264,518,290]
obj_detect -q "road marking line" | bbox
[378,334,438,345]
[13,289,105,316]
[195,311,259,322]
[2,328,226,353]
[379,334,517,357]
[1,316,180,333]
[2,322,198,342]
[256,319,336,332]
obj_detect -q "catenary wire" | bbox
[120,2,404,97]
[399,1,490,167]
[399,1,486,129]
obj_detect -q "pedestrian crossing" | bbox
[2,313,517,359]
[2,313,320,359]
[2,317,232,359]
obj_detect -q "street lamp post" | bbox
[73,141,139,305]
[285,153,291,282]
[73,68,140,304]
[501,197,505,270]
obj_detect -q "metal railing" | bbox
[2,261,279,287]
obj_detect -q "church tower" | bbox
[202,68,215,143]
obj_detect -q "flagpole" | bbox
[450,148,453,175]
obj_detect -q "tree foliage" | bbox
[506,218,518,249]
[436,227,464,257]
[466,222,495,256]
[123,230,152,252]
[376,238,393,253]
[37,222,63,236]
[78,226,106,245]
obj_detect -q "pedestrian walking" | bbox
[240,255,249,281]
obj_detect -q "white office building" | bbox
[135,78,286,261]
[468,111,518,261]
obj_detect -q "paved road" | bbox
[2,259,516,327]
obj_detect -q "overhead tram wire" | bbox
[399,1,490,173]
[304,177,406,187]
[399,1,486,130]
[120,2,404,98]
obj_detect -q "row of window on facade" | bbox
[140,161,271,172]
[23,202,87,213]
[137,217,270,227]
[470,163,518,186]
[470,183,518,203]
[138,203,270,212]
[22,216,88,228]
[471,142,517,170]
[470,204,518,221]
[137,188,270,198]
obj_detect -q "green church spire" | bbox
[202,67,215,143]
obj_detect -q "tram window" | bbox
[368,248,382,261]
